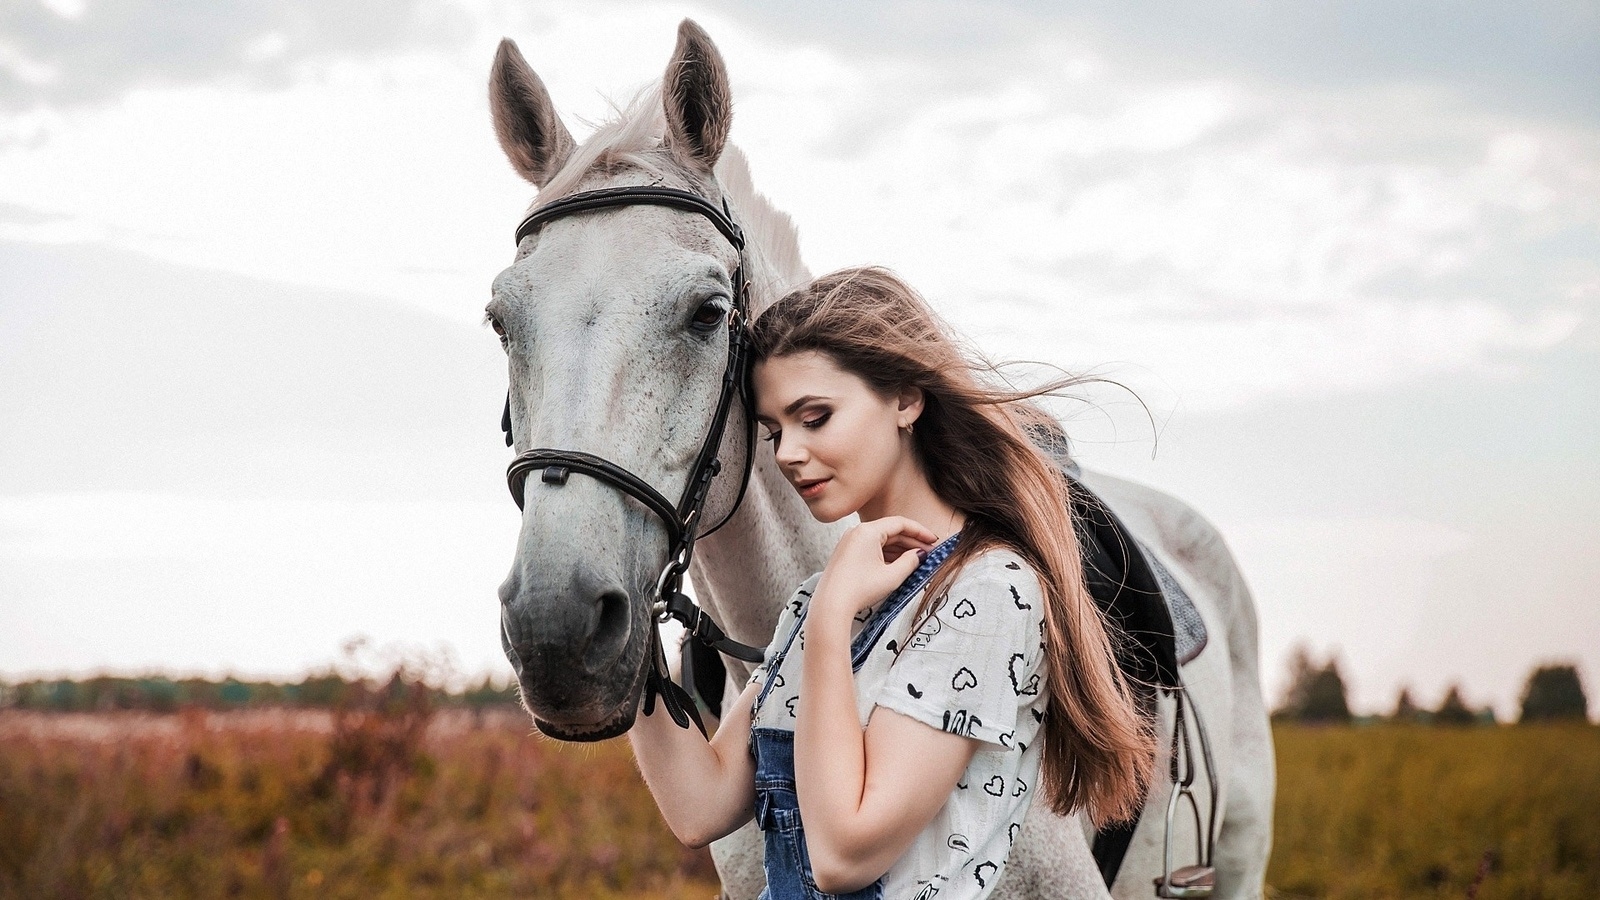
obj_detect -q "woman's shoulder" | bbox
[918,543,1045,640]
[950,545,1043,596]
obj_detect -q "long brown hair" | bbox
[750,266,1155,825]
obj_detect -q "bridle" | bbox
[500,184,766,736]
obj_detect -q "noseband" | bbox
[501,184,765,736]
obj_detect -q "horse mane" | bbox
[717,144,810,310]
[535,86,809,310]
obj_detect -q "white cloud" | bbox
[37,0,87,19]
[0,54,525,324]
[0,37,61,86]
[0,213,102,243]
[1,1,1593,389]
[738,46,1598,411]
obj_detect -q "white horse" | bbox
[486,20,1273,899]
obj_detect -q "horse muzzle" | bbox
[499,562,650,740]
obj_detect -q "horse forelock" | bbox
[536,86,670,202]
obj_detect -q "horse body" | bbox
[488,21,1271,897]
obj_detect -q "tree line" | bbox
[4,656,1590,725]
[0,672,520,713]
[1273,648,1591,725]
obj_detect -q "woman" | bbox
[628,267,1154,899]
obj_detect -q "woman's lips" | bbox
[796,478,830,500]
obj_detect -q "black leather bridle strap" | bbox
[663,590,765,663]
[507,449,684,548]
[516,184,745,251]
[504,186,751,541]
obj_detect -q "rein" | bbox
[501,184,765,736]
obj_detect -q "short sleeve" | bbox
[873,551,1046,748]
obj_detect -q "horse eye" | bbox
[691,298,727,331]
[487,315,510,349]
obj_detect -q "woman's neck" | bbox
[857,455,964,541]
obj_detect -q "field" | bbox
[1269,723,1599,899]
[0,709,717,900]
[1,711,1595,899]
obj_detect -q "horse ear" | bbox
[489,38,576,187]
[662,19,732,171]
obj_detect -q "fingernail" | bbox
[916,549,928,562]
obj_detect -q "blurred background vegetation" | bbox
[0,667,716,900]
[0,658,1592,899]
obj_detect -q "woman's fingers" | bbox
[820,517,947,611]
[890,546,924,577]
[869,516,938,548]
[868,518,937,564]
[881,536,932,562]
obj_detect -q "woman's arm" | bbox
[795,517,981,894]
[798,611,980,893]
[627,678,760,848]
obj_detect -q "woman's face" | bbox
[752,350,921,523]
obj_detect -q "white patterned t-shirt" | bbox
[748,543,1050,900]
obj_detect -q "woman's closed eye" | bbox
[761,411,830,444]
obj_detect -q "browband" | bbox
[515,184,745,250]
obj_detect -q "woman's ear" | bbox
[896,386,925,428]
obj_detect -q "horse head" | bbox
[486,21,762,741]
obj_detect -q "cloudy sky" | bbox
[2,0,1595,716]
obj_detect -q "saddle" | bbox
[1048,466,1212,892]
[1044,440,1211,889]
[1072,474,1209,670]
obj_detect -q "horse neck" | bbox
[688,453,842,679]
[686,159,842,677]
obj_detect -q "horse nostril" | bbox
[498,570,522,608]
[585,587,632,670]
[500,613,526,676]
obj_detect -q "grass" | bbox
[2,710,1595,899]
[0,708,717,900]
[1268,723,1600,899]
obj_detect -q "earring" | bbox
[901,422,914,436]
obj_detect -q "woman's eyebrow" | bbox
[784,394,830,415]
[755,394,832,424]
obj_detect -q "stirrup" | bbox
[1154,864,1215,898]
[1153,686,1216,898]
[1152,782,1214,897]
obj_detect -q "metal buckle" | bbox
[653,546,692,622]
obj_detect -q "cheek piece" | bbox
[499,185,764,739]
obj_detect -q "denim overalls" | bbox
[749,533,961,900]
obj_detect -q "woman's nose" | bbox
[774,435,807,467]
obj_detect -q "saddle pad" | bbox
[1142,544,1208,666]
[1024,416,1203,669]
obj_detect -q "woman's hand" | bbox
[812,516,938,619]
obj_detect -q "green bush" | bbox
[1520,664,1590,723]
